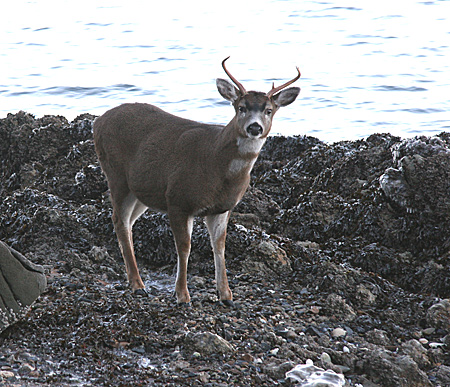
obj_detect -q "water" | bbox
[1,0,449,142]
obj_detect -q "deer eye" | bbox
[238,106,247,114]
[265,109,273,116]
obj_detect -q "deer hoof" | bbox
[220,299,235,308]
[177,301,191,308]
[133,288,148,297]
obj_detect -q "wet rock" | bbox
[429,365,450,386]
[254,239,291,274]
[355,284,377,306]
[324,294,356,322]
[331,327,347,338]
[426,299,450,330]
[184,332,235,355]
[401,339,430,369]
[0,241,46,333]
[361,349,432,387]
[264,361,295,380]
[366,329,391,346]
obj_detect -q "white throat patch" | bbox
[228,158,257,176]
[237,136,266,155]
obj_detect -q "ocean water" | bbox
[1,0,449,143]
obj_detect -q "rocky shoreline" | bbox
[0,111,449,386]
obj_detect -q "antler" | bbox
[266,67,301,99]
[222,56,247,95]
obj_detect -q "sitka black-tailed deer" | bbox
[93,57,301,305]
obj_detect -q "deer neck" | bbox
[214,118,266,179]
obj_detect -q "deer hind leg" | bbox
[169,210,194,304]
[111,189,148,292]
[205,211,233,305]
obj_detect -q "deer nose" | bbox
[247,123,263,137]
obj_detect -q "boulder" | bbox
[0,241,47,333]
[184,331,235,355]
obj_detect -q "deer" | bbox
[93,57,301,305]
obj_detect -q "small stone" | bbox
[241,353,254,362]
[422,327,435,335]
[269,348,280,356]
[320,352,332,365]
[366,329,390,346]
[342,346,350,353]
[355,284,376,305]
[18,363,35,376]
[0,370,15,380]
[335,365,351,373]
[132,346,145,354]
[419,338,428,345]
[429,342,445,348]
[331,328,347,338]
[169,360,190,372]
[325,294,356,322]
[286,330,298,340]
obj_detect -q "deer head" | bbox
[216,56,301,139]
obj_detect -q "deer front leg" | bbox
[205,211,233,305]
[169,210,194,304]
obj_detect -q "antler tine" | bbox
[222,56,247,95]
[266,67,301,99]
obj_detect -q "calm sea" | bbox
[1,0,449,142]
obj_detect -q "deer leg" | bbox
[169,210,194,304]
[205,211,233,304]
[112,191,147,292]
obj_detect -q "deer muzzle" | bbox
[247,122,263,137]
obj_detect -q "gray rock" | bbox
[429,365,450,385]
[401,339,430,369]
[366,329,391,346]
[325,293,356,322]
[362,348,432,387]
[0,241,47,332]
[184,331,235,355]
[426,299,450,330]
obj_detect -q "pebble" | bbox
[269,348,280,356]
[18,363,35,375]
[332,328,347,338]
[422,327,435,335]
[419,338,428,345]
[320,352,332,364]
[429,342,445,348]
[0,370,15,380]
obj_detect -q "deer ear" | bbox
[216,78,240,103]
[272,87,300,107]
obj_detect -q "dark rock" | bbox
[361,349,432,387]
[184,331,235,355]
[429,365,450,386]
[400,339,430,369]
[426,299,450,331]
